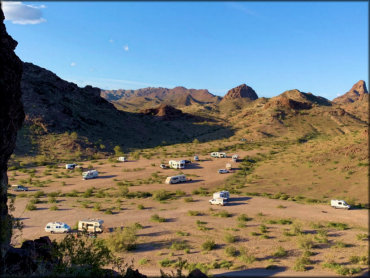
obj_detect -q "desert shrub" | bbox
[150,214,166,223]
[29,197,40,204]
[48,191,61,197]
[175,190,186,197]
[273,246,287,258]
[297,236,314,250]
[26,203,37,211]
[34,191,45,198]
[327,222,348,230]
[239,247,256,264]
[170,241,190,251]
[322,260,361,275]
[213,210,232,218]
[138,258,148,265]
[224,233,236,243]
[331,240,350,248]
[293,255,311,271]
[202,239,216,251]
[49,205,58,211]
[350,255,368,265]
[137,204,144,210]
[152,190,172,201]
[158,258,173,267]
[188,210,201,216]
[237,214,251,222]
[48,196,57,203]
[356,233,368,241]
[210,260,233,269]
[225,246,238,257]
[104,209,113,215]
[184,197,194,203]
[176,231,190,236]
[105,225,138,252]
[259,224,268,233]
[93,203,101,211]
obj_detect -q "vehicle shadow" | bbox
[135,240,171,252]
[227,202,248,206]
[229,197,251,202]
[185,179,204,184]
[214,266,287,277]
[98,175,117,179]
[138,231,172,237]
[185,163,203,169]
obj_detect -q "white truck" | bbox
[232,154,239,162]
[82,170,99,180]
[331,200,351,210]
[194,156,199,161]
[169,160,185,169]
[209,198,228,206]
[65,163,77,170]
[117,157,126,162]
[165,175,187,184]
[45,222,71,234]
[11,185,28,191]
[78,219,104,233]
[213,191,230,200]
[211,152,227,158]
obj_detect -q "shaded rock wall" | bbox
[0,3,24,273]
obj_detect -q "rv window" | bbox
[47,226,50,228]
[338,202,342,205]
[56,226,60,228]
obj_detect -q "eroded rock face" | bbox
[333,80,368,104]
[222,84,258,101]
[140,104,184,120]
[0,3,25,272]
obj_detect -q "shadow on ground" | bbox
[214,266,287,277]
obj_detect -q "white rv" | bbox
[211,152,227,158]
[45,222,71,234]
[65,164,77,170]
[213,191,230,200]
[82,170,99,180]
[331,200,351,210]
[209,198,228,206]
[169,160,185,169]
[194,155,199,161]
[78,219,104,233]
[225,163,232,170]
[165,175,187,184]
[232,154,239,162]
[117,157,126,162]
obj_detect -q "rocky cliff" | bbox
[221,84,258,102]
[333,80,368,104]
[0,3,25,272]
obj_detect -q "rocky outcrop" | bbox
[140,104,185,120]
[0,3,25,272]
[333,80,368,104]
[221,84,258,102]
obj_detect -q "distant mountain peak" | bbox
[333,80,368,104]
[222,84,258,101]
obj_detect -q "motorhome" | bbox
[11,185,28,191]
[210,152,227,158]
[165,175,187,184]
[65,164,77,170]
[169,160,185,169]
[213,191,230,200]
[78,219,104,233]
[209,198,228,206]
[117,157,126,162]
[45,222,71,234]
[331,200,351,210]
[82,170,99,180]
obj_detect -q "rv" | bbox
[210,152,227,158]
[82,170,99,180]
[213,191,230,200]
[232,154,239,162]
[225,163,232,170]
[11,185,28,191]
[169,160,185,169]
[331,200,351,210]
[65,164,77,170]
[117,157,126,162]
[194,156,199,161]
[45,222,71,234]
[78,219,104,233]
[165,175,187,184]
[209,198,228,206]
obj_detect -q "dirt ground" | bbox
[8,151,369,277]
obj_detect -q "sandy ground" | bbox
[9,151,369,277]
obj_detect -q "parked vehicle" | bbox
[165,175,187,184]
[240,138,247,142]
[331,200,351,210]
[225,163,232,170]
[211,152,227,158]
[213,191,230,200]
[169,160,185,169]
[183,160,191,164]
[160,164,168,169]
[45,222,71,234]
[78,219,104,233]
[218,169,229,174]
[117,157,126,162]
[82,170,99,180]
[11,185,28,191]
[65,163,77,170]
[232,154,239,162]
[209,198,228,206]
[194,156,199,161]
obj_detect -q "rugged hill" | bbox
[101,86,221,112]
[221,83,258,102]
[333,80,368,104]
[16,63,232,162]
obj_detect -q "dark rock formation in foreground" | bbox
[140,104,185,120]
[222,83,258,101]
[0,3,25,273]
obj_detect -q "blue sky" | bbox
[3,1,368,99]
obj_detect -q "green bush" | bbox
[150,214,166,223]
[259,224,268,233]
[137,204,144,210]
[213,210,232,218]
[34,191,45,198]
[170,241,190,251]
[158,258,173,267]
[237,213,250,222]
[239,247,256,264]
[224,233,236,243]
[188,210,201,216]
[356,233,368,241]
[297,236,314,250]
[293,255,311,271]
[152,190,172,201]
[104,209,113,215]
[26,203,37,211]
[176,231,190,236]
[225,246,238,257]
[105,225,138,252]
[202,239,216,251]
[49,205,58,211]
[273,246,287,258]
[184,197,194,203]
[327,222,348,230]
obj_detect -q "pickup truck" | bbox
[209,198,227,206]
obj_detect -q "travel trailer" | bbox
[82,170,99,180]
[169,160,185,169]
[65,164,77,170]
[165,175,187,184]
[331,200,351,210]
[11,185,28,191]
[45,222,71,234]
[210,152,227,158]
[213,191,230,200]
[209,198,228,206]
[117,157,126,162]
[225,163,232,170]
[78,219,104,233]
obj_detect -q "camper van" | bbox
[117,157,126,162]
[45,222,71,234]
[65,164,77,170]
[211,152,227,158]
[78,219,104,233]
[209,198,228,206]
[331,200,351,210]
[194,156,199,161]
[82,170,99,180]
[165,175,187,184]
[11,185,28,191]
[213,191,230,200]
[169,160,185,169]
